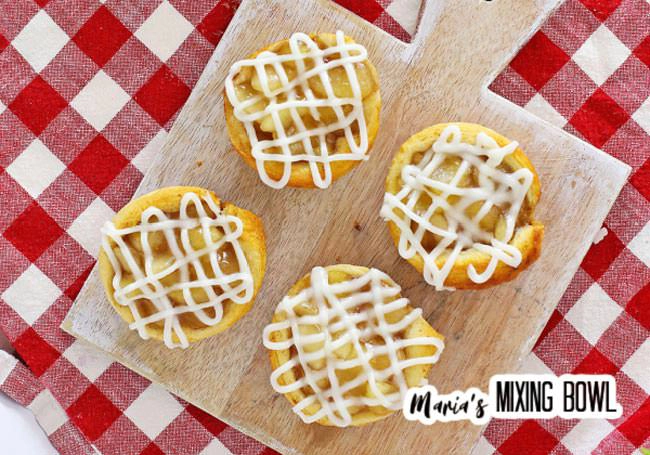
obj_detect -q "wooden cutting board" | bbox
[62,0,631,453]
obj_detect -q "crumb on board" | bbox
[196,160,203,167]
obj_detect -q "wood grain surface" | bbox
[62,0,631,453]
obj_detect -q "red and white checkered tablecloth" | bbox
[0,0,648,454]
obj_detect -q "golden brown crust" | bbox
[98,186,266,345]
[385,123,544,289]
[267,264,443,426]
[224,33,381,188]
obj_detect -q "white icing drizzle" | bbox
[101,192,254,349]
[225,30,370,189]
[263,266,444,427]
[380,125,534,290]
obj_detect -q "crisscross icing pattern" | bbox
[381,124,534,290]
[263,267,444,427]
[225,30,370,189]
[101,192,254,349]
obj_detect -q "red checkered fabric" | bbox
[0,0,648,454]
[482,1,650,453]
[0,350,95,454]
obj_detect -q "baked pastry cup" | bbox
[381,123,543,290]
[224,30,381,189]
[98,186,266,349]
[263,264,444,427]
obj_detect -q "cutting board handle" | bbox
[409,0,561,90]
